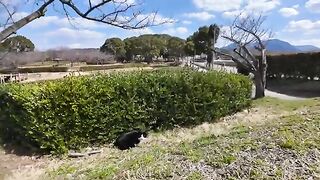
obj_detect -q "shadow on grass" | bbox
[0,136,44,157]
[266,79,320,98]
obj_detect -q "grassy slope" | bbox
[15,98,320,179]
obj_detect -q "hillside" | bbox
[296,45,320,52]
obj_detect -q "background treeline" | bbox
[0,25,219,69]
[0,49,113,69]
[267,52,320,80]
[100,34,186,63]
[100,26,219,63]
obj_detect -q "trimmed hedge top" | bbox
[0,69,252,154]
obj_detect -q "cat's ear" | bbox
[143,132,148,137]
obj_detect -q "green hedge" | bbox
[267,52,320,79]
[18,66,70,73]
[79,63,148,71]
[0,69,252,154]
[0,66,70,73]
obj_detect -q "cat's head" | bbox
[138,131,148,141]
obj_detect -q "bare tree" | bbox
[0,51,46,69]
[47,48,114,65]
[0,0,168,42]
[215,13,272,99]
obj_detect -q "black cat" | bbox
[114,130,147,150]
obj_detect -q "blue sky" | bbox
[5,0,320,50]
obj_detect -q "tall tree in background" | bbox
[0,0,168,42]
[215,13,272,99]
[184,41,195,57]
[124,34,169,62]
[167,37,185,60]
[207,24,220,67]
[187,24,220,67]
[100,38,126,62]
[1,35,35,52]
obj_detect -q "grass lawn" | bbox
[19,97,317,180]
[1,97,319,179]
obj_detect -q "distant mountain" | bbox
[295,45,320,52]
[264,39,300,53]
[222,39,320,54]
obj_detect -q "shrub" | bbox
[0,69,252,154]
[79,63,148,71]
[18,66,70,73]
[267,52,320,80]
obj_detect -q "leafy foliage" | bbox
[100,38,126,62]
[0,69,252,154]
[187,24,220,55]
[1,35,35,52]
[267,52,320,79]
[184,41,195,56]
[124,34,168,62]
[167,37,186,59]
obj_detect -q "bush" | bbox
[267,52,320,79]
[18,66,70,73]
[0,69,252,154]
[79,63,148,71]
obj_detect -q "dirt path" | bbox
[265,90,306,100]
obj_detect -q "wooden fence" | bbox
[0,73,28,84]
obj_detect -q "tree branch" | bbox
[0,1,16,27]
[0,0,54,42]
[59,0,168,29]
[214,48,253,72]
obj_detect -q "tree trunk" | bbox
[206,51,213,69]
[254,71,265,99]
[260,48,267,89]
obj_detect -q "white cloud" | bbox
[222,10,248,19]
[135,13,176,25]
[279,8,299,17]
[192,0,242,12]
[43,28,108,49]
[184,12,215,21]
[11,12,106,29]
[176,27,189,34]
[287,19,320,33]
[221,0,281,19]
[245,0,281,12]
[29,16,60,28]
[288,39,320,47]
[58,17,106,29]
[162,27,189,37]
[306,0,320,13]
[193,0,280,13]
[131,27,154,35]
